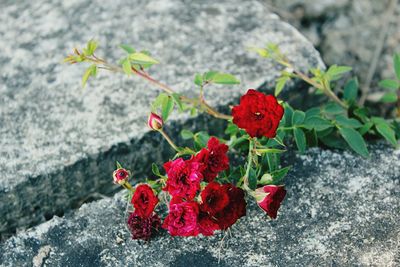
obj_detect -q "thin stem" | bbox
[86,55,231,120]
[242,138,255,191]
[122,181,134,192]
[159,129,180,152]
[293,69,347,109]
[275,54,347,109]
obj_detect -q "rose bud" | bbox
[113,168,130,185]
[148,112,164,131]
[254,185,286,219]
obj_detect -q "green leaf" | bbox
[266,153,278,172]
[116,161,123,169]
[204,72,240,85]
[326,65,352,80]
[344,78,358,103]
[283,103,294,127]
[381,92,398,103]
[378,79,399,90]
[203,71,218,81]
[151,163,160,176]
[359,122,374,136]
[171,93,184,112]
[324,102,346,115]
[255,148,286,154]
[305,107,321,118]
[248,167,258,190]
[275,76,289,96]
[180,129,194,140]
[319,132,348,149]
[316,127,334,138]
[353,107,370,123]
[249,47,269,58]
[122,58,132,75]
[261,166,291,185]
[375,122,397,146]
[303,116,332,131]
[292,110,305,126]
[339,127,369,157]
[120,44,135,54]
[129,52,159,65]
[82,65,97,87]
[394,53,400,80]
[293,128,306,153]
[83,40,98,56]
[151,93,168,111]
[194,131,210,148]
[161,96,174,121]
[335,115,363,128]
[194,74,203,86]
[225,123,239,135]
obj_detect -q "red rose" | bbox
[255,185,286,219]
[197,211,220,236]
[127,212,161,240]
[232,89,284,138]
[162,198,200,236]
[195,137,229,182]
[163,158,203,199]
[200,182,230,216]
[131,184,159,218]
[112,168,130,184]
[213,184,246,230]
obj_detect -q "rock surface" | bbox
[0,0,323,236]
[266,0,400,92]
[1,144,399,266]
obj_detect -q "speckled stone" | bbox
[1,144,398,266]
[0,0,323,236]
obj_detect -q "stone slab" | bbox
[1,144,399,266]
[0,0,323,236]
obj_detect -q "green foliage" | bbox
[151,93,175,121]
[120,44,136,54]
[82,64,97,87]
[129,52,159,65]
[338,127,369,158]
[180,129,194,140]
[378,53,399,104]
[151,163,161,176]
[275,73,290,96]
[394,53,400,80]
[343,78,358,104]
[196,71,240,86]
[83,40,98,56]
[293,128,306,153]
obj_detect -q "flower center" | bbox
[253,111,264,120]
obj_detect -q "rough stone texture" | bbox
[265,0,400,95]
[1,143,399,266]
[0,0,324,237]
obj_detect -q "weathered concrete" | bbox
[1,143,398,266]
[0,0,323,236]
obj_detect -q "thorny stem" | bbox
[86,56,232,120]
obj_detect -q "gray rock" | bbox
[266,0,400,96]
[1,144,399,266]
[0,0,323,236]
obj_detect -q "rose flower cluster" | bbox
[162,137,246,236]
[113,89,287,240]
